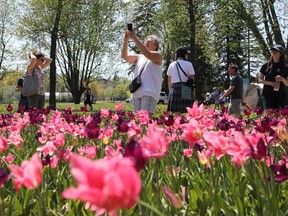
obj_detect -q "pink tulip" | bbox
[0,136,8,152]
[139,125,170,159]
[197,149,211,168]
[9,153,43,191]
[77,147,85,155]
[135,110,150,125]
[36,141,57,156]
[100,109,110,118]
[57,146,73,161]
[180,119,203,148]
[62,154,141,213]
[115,103,123,111]
[52,133,66,147]
[2,153,15,164]
[186,102,205,120]
[104,146,122,159]
[7,132,23,149]
[183,149,193,157]
[203,131,229,160]
[111,114,119,122]
[127,120,142,138]
[161,186,182,208]
[84,145,97,159]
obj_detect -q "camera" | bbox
[127,23,133,31]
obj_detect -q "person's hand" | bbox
[29,50,36,59]
[219,98,223,103]
[275,75,283,83]
[271,81,280,89]
[126,30,136,40]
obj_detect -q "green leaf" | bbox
[13,197,23,214]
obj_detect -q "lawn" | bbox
[0,101,168,114]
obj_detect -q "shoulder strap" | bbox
[176,64,184,84]
[138,59,149,77]
[176,61,188,77]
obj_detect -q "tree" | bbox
[211,2,248,88]
[0,0,16,81]
[18,0,69,109]
[234,0,287,61]
[57,0,121,104]
[157,0,216,98]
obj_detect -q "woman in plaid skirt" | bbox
[167,46,196,115]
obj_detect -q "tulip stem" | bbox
[0,188,5,216]
[138,200,164,216]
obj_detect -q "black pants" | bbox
[262,91,286,110]
[84,99,93,109]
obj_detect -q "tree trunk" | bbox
[268,1,284,45]
[236,0,271,59]
[186,0,196,64]
[49,0,63,110]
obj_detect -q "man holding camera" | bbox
[121,24,163,115]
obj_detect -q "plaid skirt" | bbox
[167,83,194,113]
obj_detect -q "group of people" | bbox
[16,50,94,112]
[121,27,243,115]
[16,29,287,116]
[122,29,195,116]
[122,26,288,116]
[204,87,224,109]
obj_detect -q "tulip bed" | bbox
[0,103,288,216]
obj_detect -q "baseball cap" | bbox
[229,63,238,68]
[270,44,285,54]
[176,46,190,57]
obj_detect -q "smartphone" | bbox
[127,23,133,31]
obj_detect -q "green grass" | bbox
[0,102,168,114]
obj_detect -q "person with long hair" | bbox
[122,29,163,115]
[258,44,288,110]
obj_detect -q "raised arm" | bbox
[27,51,37,73]
[41,56,52,69]
[121,31,138,65]
[127,31,162,65]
